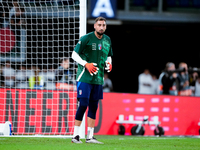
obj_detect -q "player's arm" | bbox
[105,56,112,72]
[105,38,113,73]
[72,51,99,76]
[72,36,99,76]
[72,51,87,66]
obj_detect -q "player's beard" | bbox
[96,30,104,36]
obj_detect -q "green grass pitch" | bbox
[0,135,200,150]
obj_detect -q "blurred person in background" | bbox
[189,69,199,95]
[26,65,34,80]
[0,65,5,87]
[16,65,28,89]
[188,68,200,96]
[45,66,56,90]
[0,3,4,27]
[9,1,25,26]
[3,60,15,88]
[151,74,159,94]
[194,75,200,96]
[28,66,43,89]
[103,72,113,92]
[177,62,191,96]
[138,69,154,94]
[55,57,75,90]
[158,62,179,95]
[0,2,10,28]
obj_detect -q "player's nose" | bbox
[100,25,104,29]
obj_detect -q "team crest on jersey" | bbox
[98,44,102,50]
[79,90,82,95]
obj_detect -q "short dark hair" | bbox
[95,17,106,23]
[59,57,69,64]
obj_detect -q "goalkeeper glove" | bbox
[85,63,99,76]
[105,61,112,72]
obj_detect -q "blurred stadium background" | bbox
[87,0,200,93]
[0,0,200,138]
[1,0,200,93]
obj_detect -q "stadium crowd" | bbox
[0,60,200,96]
[0,58,112,92]
[0,58,113,93]
[0,58,75,91]
[0,1,199,96]
[138,62,200,97]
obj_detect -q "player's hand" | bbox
[85,63,99,76]
[105,61,112,72]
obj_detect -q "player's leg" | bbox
[72,82,91,143]
[86,85,103,144]
[72,98,89,143]
[87,99,99,138]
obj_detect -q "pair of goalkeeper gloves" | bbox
[85,61,112,76]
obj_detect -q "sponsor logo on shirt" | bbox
[92,43,96,50]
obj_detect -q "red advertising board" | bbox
[1,89,200,136]
[0,88,77,135]
[94,93,200,135]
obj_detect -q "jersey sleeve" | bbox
[74,35,88,54]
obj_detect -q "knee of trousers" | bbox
[75,98,89,121]
[88,100,99,119]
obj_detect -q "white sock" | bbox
[73,126,80,138]
[87,127,94,139]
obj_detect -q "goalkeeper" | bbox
[71,17,113,144]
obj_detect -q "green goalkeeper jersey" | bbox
[74,31,113,85]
